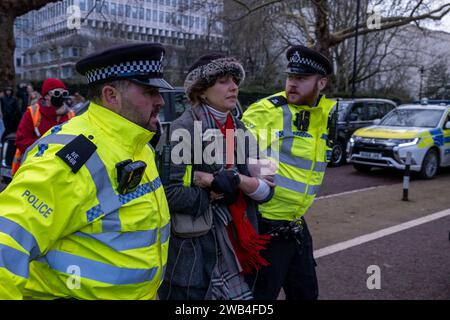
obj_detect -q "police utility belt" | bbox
[262,217,305,242]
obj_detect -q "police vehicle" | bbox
[347,104,450,178]
[329,98,397,166]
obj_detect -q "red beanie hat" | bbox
[41,78,67,96]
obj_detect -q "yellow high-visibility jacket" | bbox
[242,91,336,221]
[0,102,170,300]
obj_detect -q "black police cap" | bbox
[286,45,333,76]
[75,43,173,90]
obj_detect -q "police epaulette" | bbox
[56,134,97,173]
[267,96,288,107]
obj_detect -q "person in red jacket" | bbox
[12,78,74,175]
[15,78,74,154]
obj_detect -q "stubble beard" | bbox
[119,95,157,132]
[287,80,321,107]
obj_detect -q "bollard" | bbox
[402,151,411,201]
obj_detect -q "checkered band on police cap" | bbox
[85,59,163,84]
[75,43,171,87]
[289,52,326,75]
[286,45,333,76]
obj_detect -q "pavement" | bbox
[305,174,450,300]
[308,173,450,249]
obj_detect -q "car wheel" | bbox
[329,142,346,167]
[353,163,372,173]
[419,149,439,179]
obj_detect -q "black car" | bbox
[0,133,15,182]
[329,98,397,166]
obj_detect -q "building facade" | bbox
[15,0,225,84]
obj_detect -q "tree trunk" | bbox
[313,0,332,58]
[0,11,16,89]
[0,0,59,89]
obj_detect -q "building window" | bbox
[79,0,86,10]
[125,5,131,18]
[146,9,151,21]
[132,6,138,19]
[16,58,22,68]
[118,4,124,16]
[165,12,170,24]
[110,2,116,15]
[72,47,79,57]
[62,66,72,79]
[139,7,145,20]
[159,11,164,23]
[152,10,157,22]
[88,0,94,10]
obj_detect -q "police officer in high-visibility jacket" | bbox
[242,45,336,300]
[0,43,173,299]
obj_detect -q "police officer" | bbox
[0,43,173,299]
[242,45,335,300]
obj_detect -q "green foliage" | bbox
[425,61,450,100]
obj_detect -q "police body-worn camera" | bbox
[294,111,310,131]
[116,159,147,194]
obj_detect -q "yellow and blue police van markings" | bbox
[429,128,444,147]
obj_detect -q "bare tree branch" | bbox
[227,0,283,21]
[331,3,450,45]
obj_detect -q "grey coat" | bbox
[158,105,273,300]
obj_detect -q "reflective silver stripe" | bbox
[37,250,158,285]
[269,148,312,170]
[22,134,77,163]
[307,184,321,196]
[102,210,121,232]
[0,217,41,259]
[75,229,158,251]
[275,174,306,193]
[0,244,30,278]
[313,161,328,172]
[321,134,328,140]
[274,174,320,196]
[161,222,170,243]
[85,152,122,219]
[280,104,294,155]
[268,147,327,173]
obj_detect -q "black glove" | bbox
[211,169,241,194]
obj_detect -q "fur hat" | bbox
[184,53,245,98]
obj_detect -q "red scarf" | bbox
[210,111,271,274]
